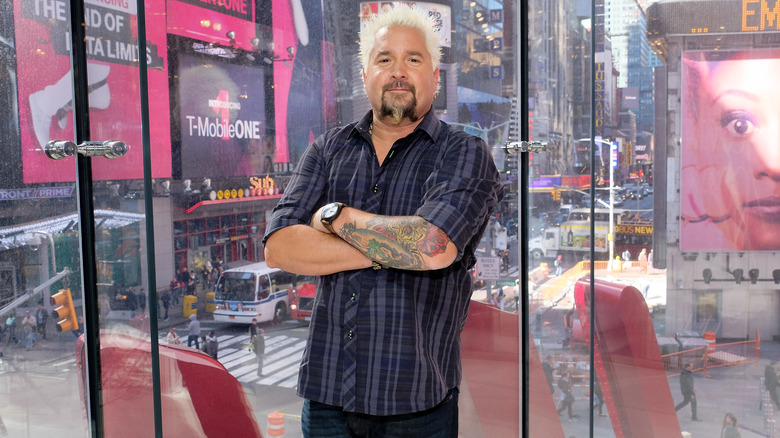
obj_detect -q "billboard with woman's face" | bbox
[681,50,780,251]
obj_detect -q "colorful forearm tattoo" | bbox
[339,216,448,270]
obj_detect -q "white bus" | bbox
[212,262,303,324]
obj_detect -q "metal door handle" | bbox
[502,140,557,154]
[44,140,129,160]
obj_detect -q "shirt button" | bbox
[373,184,379,193]
[348,330,354,339]
[351,293,356,302]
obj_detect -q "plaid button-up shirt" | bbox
[264,109,504,416]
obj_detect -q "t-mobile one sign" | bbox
[184,90,262,140]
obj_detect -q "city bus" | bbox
[213,262,312,324]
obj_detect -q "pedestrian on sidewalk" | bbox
[720,412,741,438]
[648,249,654,272]
[556,371,577,422]
[166,327,182,345]
[595,378,606,417]
[22,311,36,350]
[542,355,555,394]
[204,330,219,359]
[161,289,171,320]
[169,276,179,305]
[638,248,648,273]
[254,328,265,377]
[675,362,700,421]
[248,318,260,347]
[125,286,137,313]
[554,254,563,276]
[187,314,201,349]
[4,313,19,347]
[35,303,48,341]
[138,288,147,313]
[765,361,780,408]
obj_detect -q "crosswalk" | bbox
[160,330,306,389]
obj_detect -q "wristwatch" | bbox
[320,202,347,234]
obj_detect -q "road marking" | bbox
[216,334,306,387]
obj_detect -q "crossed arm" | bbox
[264,206,457,276]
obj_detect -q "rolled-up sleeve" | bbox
[262,137,327,245]
[416,131,504,260]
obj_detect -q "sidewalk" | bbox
[153,283,214,333]
[551,352,778,437]
[99,283,215,336]
[662,349,778,438]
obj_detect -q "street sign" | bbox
[476,257,501,280]
[489,9,503,23]
[496,279,516,287]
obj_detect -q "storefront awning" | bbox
[0,209,146,249]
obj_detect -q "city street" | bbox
[4,268,780,438]
[0,307,308,437]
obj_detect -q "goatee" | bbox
[380,82,419,125]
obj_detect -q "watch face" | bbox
[322,203,339,222]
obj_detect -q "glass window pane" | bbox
[18,0,776,435]
[221,215,236,229]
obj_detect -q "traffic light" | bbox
[50,288,79,332]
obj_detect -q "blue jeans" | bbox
[26,330,36,349]
[302,388,458,438]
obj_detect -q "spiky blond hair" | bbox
[358,4,442,72]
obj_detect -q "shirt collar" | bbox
[353,107,442,142]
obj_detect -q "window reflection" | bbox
[5,0,780,435]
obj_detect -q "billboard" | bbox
[15,0,170,183]
[681,50,780,251]
[172,47,270,179]
[621,87,639,110]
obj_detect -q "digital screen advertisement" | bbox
[680,49,780,251]
[14,0,170,183]
[176,51,268,179]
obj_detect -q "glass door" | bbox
[1,0,174,435]
[524,0,779,436]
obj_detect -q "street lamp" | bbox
[32,230,57,274]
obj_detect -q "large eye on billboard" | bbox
[680,50,780,251]
[172,45,270,179]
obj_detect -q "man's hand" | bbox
[264,225,373,275]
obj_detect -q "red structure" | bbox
[573,277,681,437]
[461,302,565,438]
[77,331,263,437]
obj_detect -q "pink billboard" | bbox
[15,0,171,183]
[681,50,780,251]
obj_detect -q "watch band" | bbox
[323,219,338,235]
